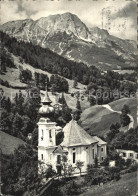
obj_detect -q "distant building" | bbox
[37,88,107,174]
[116,149,138,163]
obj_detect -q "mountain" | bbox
[0,12,137,70]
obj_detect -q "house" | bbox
[37,88,107,174]
[93,136,107,162]
[116,149,138,163]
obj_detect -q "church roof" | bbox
[93,136,107,145]
[61,120,98,147]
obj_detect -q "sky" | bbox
[0,0,137,41]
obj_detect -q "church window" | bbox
[73,152,76,163]
[41,154,43,160]
[49,129,52,138]
[57,155,61,164]
[41,130,44,141]
[101,157,103,161]
[92,149,95,159]
[86,147,88,150]
[73,148,75,151]
[101,147,104,152]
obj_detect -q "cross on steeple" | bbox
[41,78,51,105]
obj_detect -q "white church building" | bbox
[38,88,107,174]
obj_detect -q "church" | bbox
[38,88,107,174]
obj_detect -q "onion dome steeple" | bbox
[39,81,54,117]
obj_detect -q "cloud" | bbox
[0,1,27,24]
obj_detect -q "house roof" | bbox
[93,136,107,145]
[61,120,98,147]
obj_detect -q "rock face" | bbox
[0,12,137,70]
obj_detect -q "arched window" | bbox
[73,152,76,163]
[49,129,52,138]
[41,129,44,141]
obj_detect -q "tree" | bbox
[121,105,130,114]
[4,97,11,112]
[89,96,96,106]
[62,105,72,123]
[86,164,104,185]
[1,144,39,195]
[106,124,120,144]
[61,155,68,177]
[120,113,130,127]
[18,90,24,115]
[75,161,84,176]
[76,99,82,113]
[12,113,23,137]
[73,77,78,88]
[72,110,81,121]
[51,84,57,94]
[24,86,41,121]
[50,75,69,93]
[21,115,34,137]
[58,93,67,106]
[45,164,56,180]
[94,156,99,168]
[101,157,109,167]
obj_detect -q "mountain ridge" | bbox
[0,12,137,71]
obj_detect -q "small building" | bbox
[116,149,138,163]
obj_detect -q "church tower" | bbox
[37,83,57,168]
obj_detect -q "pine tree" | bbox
[73,78,78,88]
[62,105,72,123]
[18,90,24,115]
[59,93,67,106]
[6,97,11,113]
[12,113,23,137]
[76,99,82,113]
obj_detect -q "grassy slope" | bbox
[80,171,137,196]
[1,52,89,110]
[80,98,137,137]
[0,130,25,155]
[109,98,137,127]
[1,52,86,92]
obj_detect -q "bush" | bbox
[127,165,137,173]
[106,166,121,181]
[125,159,132,167]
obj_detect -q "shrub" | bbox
[127,165,137,173]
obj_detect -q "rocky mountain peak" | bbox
[34,12,90,40]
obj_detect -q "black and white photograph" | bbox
[0,0,137,195]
